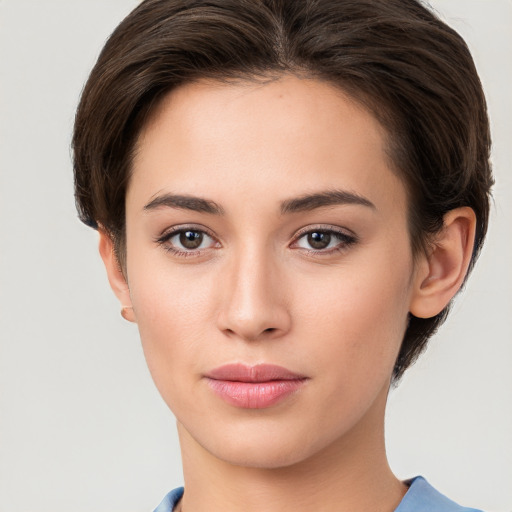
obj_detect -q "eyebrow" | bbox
[144,194,225,215]
[280,189,376,214]
[143,189,375,216]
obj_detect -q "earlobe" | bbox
[98,229,137,323]
[410,207,476,319]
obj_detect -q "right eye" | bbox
[156,227,219,257]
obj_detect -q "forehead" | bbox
[129,75,406,216]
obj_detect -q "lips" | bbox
[204,363,308,409]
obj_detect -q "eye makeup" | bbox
[154,224,220,258]
[154,222,358,260]
[290,224,358,258]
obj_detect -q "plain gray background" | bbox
[0,1,511,511]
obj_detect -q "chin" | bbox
[210,438,314,470]
[183,417,330,470]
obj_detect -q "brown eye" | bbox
[307,232,331,249]
[157,227,218,255]
[293,228,357,253]
[179,230,203,249]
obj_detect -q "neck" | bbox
[177,386,406,512]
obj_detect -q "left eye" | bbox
[294,229,356,251]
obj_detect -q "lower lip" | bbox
[206,378,306,409]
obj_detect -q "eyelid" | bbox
[156,223,218,242]
[154,223,357,257]
[154,224,221,256]
[289,224,358,253]
[291,224,357,241]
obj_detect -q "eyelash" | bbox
[155,225,358,258]
[155,225,219,258]
[291,226,358,256]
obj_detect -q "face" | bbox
[121,75,422,468]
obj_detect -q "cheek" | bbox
[285,268,411,438]
[126,257,217,401]
[293,256,412,383]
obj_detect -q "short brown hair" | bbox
[73,0,493,381]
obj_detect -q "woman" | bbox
[72,1,493,511]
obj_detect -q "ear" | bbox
[98,229,136,323]
[410,207,476,319]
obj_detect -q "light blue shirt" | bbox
[153,476,483,512]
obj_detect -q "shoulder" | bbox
[153,487,184,512]
[396,476,484,512]
[153,479,484,512]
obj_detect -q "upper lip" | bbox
[205,363,307,382]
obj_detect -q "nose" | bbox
[216,245,292,342]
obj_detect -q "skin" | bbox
[100,75,476,512]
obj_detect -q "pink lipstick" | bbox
[204,364,308,409]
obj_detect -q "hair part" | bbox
[73,0,493,381]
